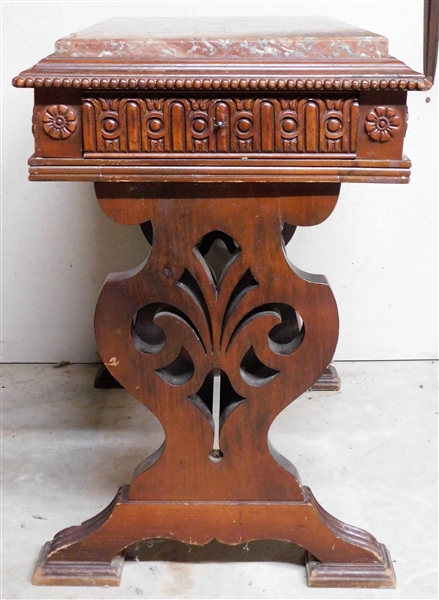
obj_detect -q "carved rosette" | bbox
[365,106,400,142]
[42,105,77,139]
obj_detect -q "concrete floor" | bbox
[1,361,437,599]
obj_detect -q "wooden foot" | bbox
[305,546,396,588]
[310,364,341,392]
[32,485,395,588]
[32,542,124,587]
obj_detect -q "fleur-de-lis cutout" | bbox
[131,231,305,441]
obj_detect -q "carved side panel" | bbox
[82,95,359,155]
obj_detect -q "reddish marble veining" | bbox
[54,17,389,61]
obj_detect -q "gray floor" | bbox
[2,362,437,600]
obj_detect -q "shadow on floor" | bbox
[125,538,304,565]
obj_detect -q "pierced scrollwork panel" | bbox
[130,231,306,459]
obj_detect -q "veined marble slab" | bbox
[55,17,389,61]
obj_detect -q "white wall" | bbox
[2,0,437,362]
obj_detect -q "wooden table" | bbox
[13,16,431,588]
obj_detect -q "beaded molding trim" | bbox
[12,76,430,91]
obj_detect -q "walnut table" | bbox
[13,17,431,588]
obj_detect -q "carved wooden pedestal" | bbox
[14,15,433,589]
[32,182,395,588]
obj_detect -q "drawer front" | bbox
[81,94,359,156]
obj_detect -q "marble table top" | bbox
[55,17,389,61]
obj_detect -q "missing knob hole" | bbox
[208,449,224,463]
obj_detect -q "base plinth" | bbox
[305,545,396,588]
[310,364,341,391]
[32,542,124,586]
[31,485,395,588]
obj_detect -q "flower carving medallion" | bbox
[42,105,77,139]
[365,106,401,142]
